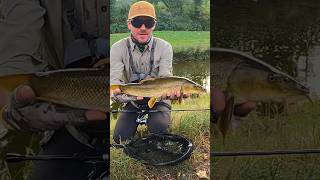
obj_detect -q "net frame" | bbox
[122,133,193,166]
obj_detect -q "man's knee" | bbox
[113,110,138,143]
[113,120,137,143]
[148,118,170,133]
[147,103,171,133]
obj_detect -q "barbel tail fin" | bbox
[110,85,121,91]
[148,97,157,108]
[0,74,32,91]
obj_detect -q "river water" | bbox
[173,60,210,92]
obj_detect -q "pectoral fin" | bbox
[148,97,157,108]
[217,93,234,138]
[179,84,184,104]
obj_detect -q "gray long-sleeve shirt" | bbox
[110,36,173,84]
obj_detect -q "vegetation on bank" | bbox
[110,94,210,179]
[212,101,320,179]
[110,0,210,33]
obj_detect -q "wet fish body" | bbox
[212,48,309,101]
[111,76,207,108]
[211,48,310,136]
[0,68,109,112]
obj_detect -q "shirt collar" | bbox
[129,36,154,52]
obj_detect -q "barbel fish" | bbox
[111,76,207,108]
[0,68,108,112]
[211,48,310,137]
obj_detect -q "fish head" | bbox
[183,81,207,95]
[193,84,207,94]
[267,72,310,97]
[228,64,310,102]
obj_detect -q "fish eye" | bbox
[283,77,290,82]
[268,73,277,81]
[268,73,287,82]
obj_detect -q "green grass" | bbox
[111,31,210,51]
[212,102,320,179]
[110,94,210,179]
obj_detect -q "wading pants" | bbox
[113,102,171,143]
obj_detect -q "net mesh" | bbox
[124,134,192,166]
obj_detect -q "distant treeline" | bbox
[110,0,210,33]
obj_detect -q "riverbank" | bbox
[212,101,320,179]
[111,31,210,61]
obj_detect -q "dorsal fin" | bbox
[139,78,156,84]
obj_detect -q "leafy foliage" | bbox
[110,0,210,33]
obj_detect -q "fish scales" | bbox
[0,68,109,112]
[212,55,241,90]
[211,48,309,99]
[211,48,310,137]
[119,77,206,98]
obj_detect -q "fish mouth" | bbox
[197,85,207,93]
[202,87,207,93]
[297,83,310,94]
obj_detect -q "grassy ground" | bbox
[110,94,210,179]
[111,31,210,59]
[212,101,320,179]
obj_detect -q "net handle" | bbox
[110,143,126,148]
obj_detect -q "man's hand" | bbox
[233,101,256,117]
[111,88,143,103]
[212,87,225,112]
[15,86,106,121]
[111,87,191,103]
[161,89,190,100]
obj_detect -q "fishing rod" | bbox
[211,149,320,157]
[6,153,108,163]
[109,108,211,113]
[6,134,193,166]
[6,153,109,180]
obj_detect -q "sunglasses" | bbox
[131,17,156,29]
